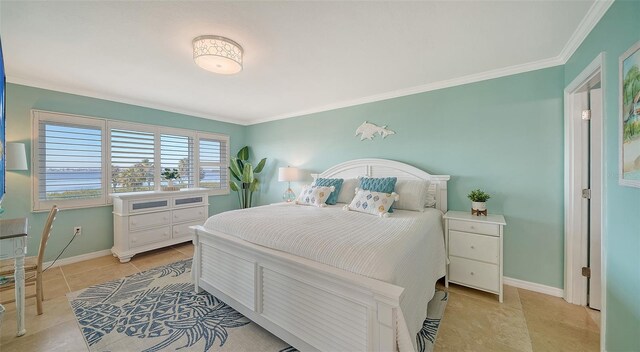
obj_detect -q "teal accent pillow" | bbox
[314,178,344,205]
[358,177,398,212]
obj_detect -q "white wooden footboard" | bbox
[192,226,405,352]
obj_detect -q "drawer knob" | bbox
[470,272,475,276]
[470,245,475,249]
[470,225,475,229]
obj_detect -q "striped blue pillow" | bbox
[313,178,344,205]
[358,177,398,212]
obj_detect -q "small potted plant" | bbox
[468,189,491,215]
[161,168,180,191]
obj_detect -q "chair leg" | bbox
[36,273,43,315]
[39,278,45,302]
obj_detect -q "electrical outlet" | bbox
[74,226,82,236]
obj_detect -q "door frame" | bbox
[563,52,606,350]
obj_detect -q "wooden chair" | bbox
[0,205,59,315]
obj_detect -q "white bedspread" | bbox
[203,203,446,352]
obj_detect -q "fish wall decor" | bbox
[355,121,396,141]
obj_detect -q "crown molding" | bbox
[250,0,613,125]
[558,0,614,63]
[250,56,564,125]
[6,75,249,126]
[7,1,613,127]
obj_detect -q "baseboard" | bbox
[503,276,564,298]
[43,249,113,269]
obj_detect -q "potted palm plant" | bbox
[468,189,490,215]
[229,146,266,208]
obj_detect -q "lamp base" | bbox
[282,188,296,203]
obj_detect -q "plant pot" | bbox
[162,179,180,191]
[471,201,487,215]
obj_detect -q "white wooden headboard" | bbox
[316,158,451,213]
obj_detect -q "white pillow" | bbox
[344,189,399,217]
[393,180,431,212]
[295,185,335,207]
[337,178,359,204]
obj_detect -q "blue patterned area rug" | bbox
[67,259,447,352]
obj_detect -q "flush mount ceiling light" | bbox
[193,35,243,75]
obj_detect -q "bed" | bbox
[191,158,450,352]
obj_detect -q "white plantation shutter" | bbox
[32,110,230,210]
[161,133,195,188]
[32,111,107,211]
[110,127,155,193]
[198,133,229,193]
[37,122,103,199]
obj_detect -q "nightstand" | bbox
[443,210,507,302]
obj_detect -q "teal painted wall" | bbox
[5,6,637,347]
[247,66,566,289]
[564,1,640,350]
[2,83,245,261]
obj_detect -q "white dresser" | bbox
[111,188,209,263]
[444,210,507,302]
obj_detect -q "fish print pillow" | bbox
[295,185,335,207]
[344,188,400,217]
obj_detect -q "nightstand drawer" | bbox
[449,219,499,237]
[449,230,499,264]
[449,256,499,292]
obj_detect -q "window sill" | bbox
[32,189,230,212]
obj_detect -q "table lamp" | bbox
[278,166,300,202]
[6,143,28,171]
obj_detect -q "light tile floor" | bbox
[0,243,599,352]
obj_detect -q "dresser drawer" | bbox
[449,230,499,264]
[172,220,203,239]
[173,206,207,223]
[129,198,170,213]
[130,226,171,248]
[449,256,499,292]
[449,219,499,237]
[173,195,206,208]
[129,211,171,231]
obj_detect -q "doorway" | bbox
[564,53,605,347]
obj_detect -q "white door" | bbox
[588,88,602,310]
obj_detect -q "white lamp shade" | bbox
[6,143,28,171]
[278,167,300,182]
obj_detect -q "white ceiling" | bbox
[1,1,606,125]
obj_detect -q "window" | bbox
[160,133,194,189]
[32,110,229,211]
[33,111,106,211]
[198,134,229,192]
[110,125,155,193]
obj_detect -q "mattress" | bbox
[203,203,446,352]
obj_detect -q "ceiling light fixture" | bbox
[192,35,243,75]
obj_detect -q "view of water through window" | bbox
[41,124,223,200]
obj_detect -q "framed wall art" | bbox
[620,40,640,187]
